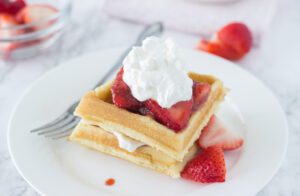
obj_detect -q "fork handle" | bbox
[92,22,164,89]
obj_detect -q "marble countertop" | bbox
[1,0,299,195]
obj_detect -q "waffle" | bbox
[74,72,226,161]
[70,121,198,178]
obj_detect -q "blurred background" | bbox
[0,0,299,195]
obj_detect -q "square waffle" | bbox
[70,121,198,178]
[74,72,226,161]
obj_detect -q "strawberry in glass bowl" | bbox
[0,0,71,60]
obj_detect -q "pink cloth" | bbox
[103,0,279,43]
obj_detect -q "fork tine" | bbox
[30,112,69,133]
[44,118,79,137]
[50,121,79,139]
[51,131,73,140]
[37,115,76,135]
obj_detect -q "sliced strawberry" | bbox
[181,146,226,183]
[197,22,252,61]
[198,40,243,61]
[217,22,252,55]
[145,99,193,132]
[111,67,143,112]
[192,82,211,110]
[198,115,243,150]
[0,0,26,15]
[16,4,58,24]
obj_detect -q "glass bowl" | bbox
[0,0,72,60]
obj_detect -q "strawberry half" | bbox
[192,82,211,110]
[198,115,244,150]
[198,40,243,61]
[111,67,143,112]
[181,146,226,183]
[145,99,193,132]
[197,22,252,61]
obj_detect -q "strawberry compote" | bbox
[112,67,211,132]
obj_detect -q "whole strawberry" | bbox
[181,146,226,183]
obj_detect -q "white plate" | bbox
[8,48,288,196]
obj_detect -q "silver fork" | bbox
[30,22,164,139]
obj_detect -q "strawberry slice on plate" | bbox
[192,82,211,110]
[145,98,193,132]
[197,22,252,61]
[198,115,244,150]
[181,146,226,183]
[16,4,58,24]
[111,67,143,112]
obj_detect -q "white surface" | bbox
[123,36,193,108]
[8,48,287,196]
[0,0,299,195]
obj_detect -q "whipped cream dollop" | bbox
[122,36,193,108]
[111,131,145,152]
